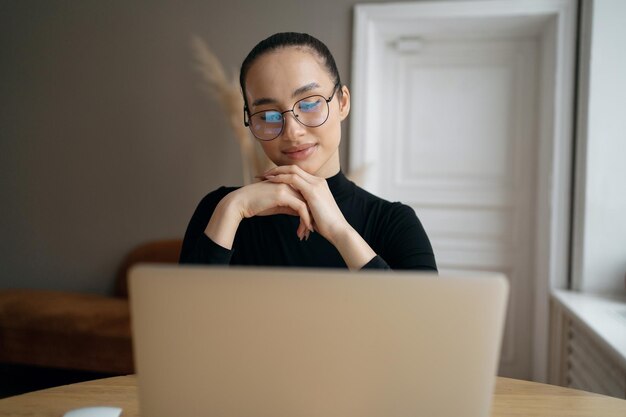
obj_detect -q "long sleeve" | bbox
[361,255,391,270]
[179,187,238,265]
[372,203,437,271]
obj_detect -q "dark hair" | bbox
[239,32,342,112]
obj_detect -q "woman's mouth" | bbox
[282,143,317,161]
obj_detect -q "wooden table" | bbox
[2,375,626,416]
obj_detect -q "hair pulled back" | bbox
[239,32,342,112]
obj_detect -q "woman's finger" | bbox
[272,186,314,235]
[283,198,313,239]
[264,173,311,196]
[262,164,316,183]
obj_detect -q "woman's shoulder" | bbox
[351,184,414,215]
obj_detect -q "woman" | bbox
[180,32,436,271]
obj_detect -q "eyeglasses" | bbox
[244,83,340,141]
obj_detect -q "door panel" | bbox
[374,39,538,378]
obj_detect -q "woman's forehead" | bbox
[245,48,332,99]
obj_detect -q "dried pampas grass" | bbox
[190,36,272,184]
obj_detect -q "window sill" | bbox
[551,289,626,370]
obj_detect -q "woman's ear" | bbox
[338,85,351,121]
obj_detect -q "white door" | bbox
[351,1,577,380]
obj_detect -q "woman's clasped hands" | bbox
[211,165,344,247]
[210,164,348,246]
[255,165,350,244]
[205,163,377,270]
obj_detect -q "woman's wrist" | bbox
[325,222,355,247]
[204,193,244,250]
[329,224,377,270]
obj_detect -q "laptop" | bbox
[129,265,508,417]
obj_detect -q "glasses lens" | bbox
[294,96,328,127]
[250,110,283,140]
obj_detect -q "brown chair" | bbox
[0,239,182,374]
[114,238,183,299]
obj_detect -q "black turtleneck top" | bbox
[179,171,437,271]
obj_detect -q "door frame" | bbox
[349,0,577,382]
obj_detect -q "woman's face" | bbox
[244,47,350,178]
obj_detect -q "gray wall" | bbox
[0,0,407,294]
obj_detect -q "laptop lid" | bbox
[129,265,508,417]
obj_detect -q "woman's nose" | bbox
[281,111,306,140]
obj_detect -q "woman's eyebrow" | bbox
[292,82,320,98]
[251,82,321,108]
[252,97,276,107]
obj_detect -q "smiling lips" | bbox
[282,143,317,161]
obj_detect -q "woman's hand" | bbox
[260,165,376,269]
[204,179,313,250]
[206,165,376,269]
[259,165,351,245]
[233,180,314,238]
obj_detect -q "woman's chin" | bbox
[269,153,338,177]
[295,161,319,175]
[272,158,318,174]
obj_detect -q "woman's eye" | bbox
[262,111,282,123]
[299,99,322,112]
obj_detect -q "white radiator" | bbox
[550,291,626,399]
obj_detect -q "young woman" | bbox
[180,32,437,271]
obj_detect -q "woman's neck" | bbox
[314,149,341,178]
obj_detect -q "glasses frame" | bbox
[243,82,341,141]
